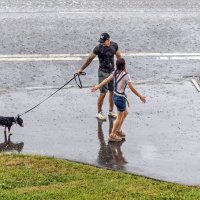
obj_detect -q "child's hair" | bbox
[116,58,126,71]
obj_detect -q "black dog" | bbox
[0,115,24,140]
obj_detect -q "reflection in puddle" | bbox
[97,117,127,170]
[0,133,24,153]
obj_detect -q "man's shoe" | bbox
[108,111,117,118]
[96,112,107,121]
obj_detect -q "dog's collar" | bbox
[13,117,17,123]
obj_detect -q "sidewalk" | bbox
[0,80,200,185]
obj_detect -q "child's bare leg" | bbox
[118,109,128,132]
[110,111,124,136]
[98,92,106,113]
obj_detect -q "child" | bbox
[91,58,146,142]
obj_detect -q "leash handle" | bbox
[74,72,86,88]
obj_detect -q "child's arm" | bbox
[91,75,113,92]
[127,82,146,103]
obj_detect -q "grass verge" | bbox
[0,154,199,200]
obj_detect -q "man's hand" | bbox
[76,68,83,75]
[140,96,146,103]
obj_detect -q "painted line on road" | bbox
[0,78,194,92]
[26,85,73,91]
[0,54,88,58]
[0,53,200,58]
[1,10,200,14]
[0,57,83,61]
[59,11,146,14]
[0,53,200,61]
[191,79,200,92]
[59,10,200,14]
[158,56,200,60]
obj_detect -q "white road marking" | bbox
[0,53,199,61]
[192,79,200,92]
[0,57,83,61]
[58,10,200,14]
[26,85,73,90]
[1,10,199,14]
[159,56,200,60]
[0,78,197,92]
[59,11,137,14]
[124,53,200,56]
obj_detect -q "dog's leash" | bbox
[19,72,86,117]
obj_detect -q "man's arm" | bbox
[77,53,96,74]
[116,50,122,59]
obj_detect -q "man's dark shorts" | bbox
[98,70,114,93]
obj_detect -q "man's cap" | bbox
[98,33,110,43]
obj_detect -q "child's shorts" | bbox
[113,94,126,112]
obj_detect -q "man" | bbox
[77,33,121,121]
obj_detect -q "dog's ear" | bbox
[15,115,24,127]
[14,115,20,123]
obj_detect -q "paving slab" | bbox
[0,80,200,185]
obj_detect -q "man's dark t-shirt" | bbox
[93,41,118,73]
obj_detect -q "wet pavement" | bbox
[1,0,200,186]
[0,80,200,185]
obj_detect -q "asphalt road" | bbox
[0,1,200,185]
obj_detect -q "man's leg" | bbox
[107,77,117,118]
[96,92,107,121]
[108,90,117,118]
[98,92,106,113]
[108,91,114,112]
[97,70,108,119]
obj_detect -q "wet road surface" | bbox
[0,0,200,185]
[0,80,200,185]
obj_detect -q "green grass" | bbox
[0,154,200,200]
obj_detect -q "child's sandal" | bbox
[116,130,126,138]
[108,134,122,142]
